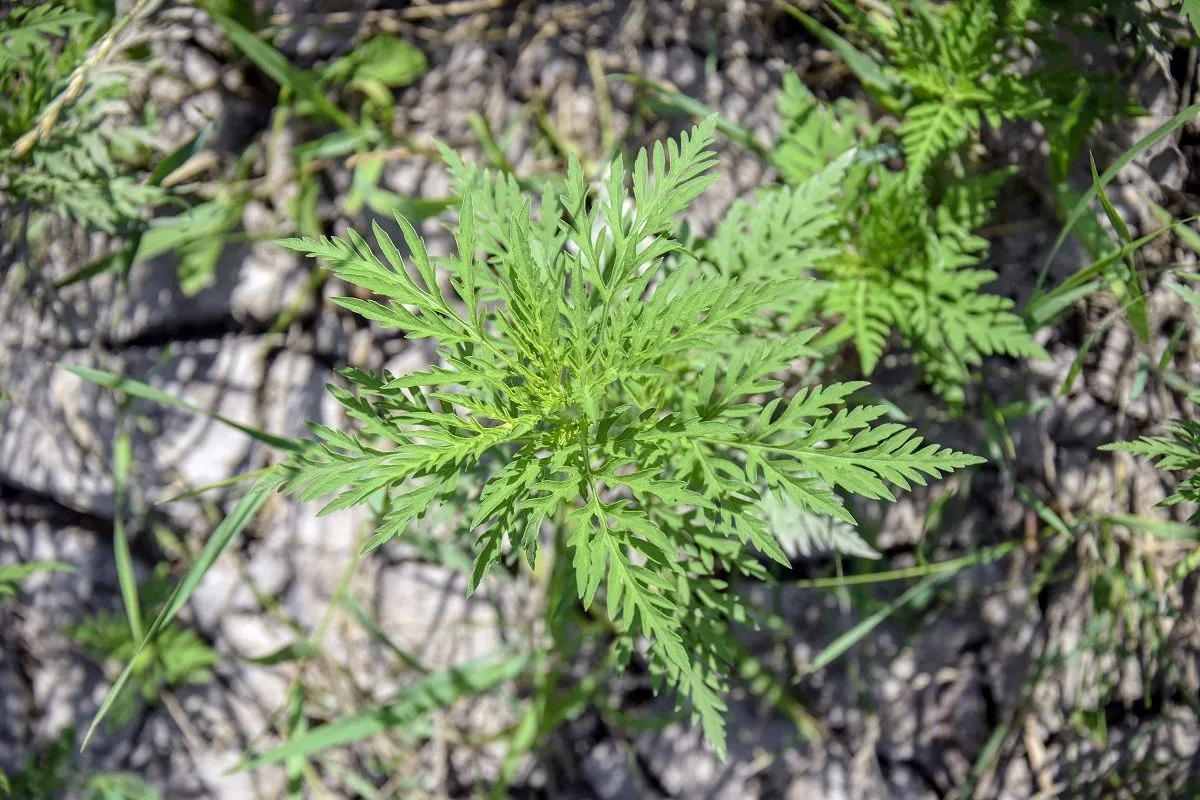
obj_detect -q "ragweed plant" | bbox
[0,2,162,236]
[752,1,1178,399]
[782,0,1053,177]
[709,74,1046,403]
[787,0,1152,180]
[278,118,984,754]
[1103,411,1200,514]
[856,0,1051,180]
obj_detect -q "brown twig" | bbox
[162,688,209,755]
[587,50,615,156]
[343,145,438,168]
[268,0,505,29]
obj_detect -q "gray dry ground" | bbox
[3,1,1200,798]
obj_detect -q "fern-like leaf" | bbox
[0,5,91,66]
[899,101,971,182]
[281,118,985,760]
[1103,419,1200,512]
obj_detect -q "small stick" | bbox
[268,0,504,28]
[586,50,615,156]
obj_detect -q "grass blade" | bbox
[340,594,429,675]
[1089,153,1149,340]
[800,566,968,677]
[0,562,75,597]
[1055,281,1159,396]
[467,111,516,173]
[1097,513,1200,541]
[775,3,896,98]
[1059,327,1099,395]
[59,364,302,453]
[149,124,214,186]
[794,542,1015,589]
[234,651,531,772]
[82,471,281,749]
[1170,548,1200,585]
[209,12,356,131]
[1015,483,1075,538]
[1026,279,1103,329]
[1024,227,1165,328]
[53,251,126,291]
[243,642,321,666]
[285,683,307,798]
[608,73,771,158]
[1032,101,1200,297]
[1089,154,1134,245]
[157,467,276,504]
[112,430,143,641]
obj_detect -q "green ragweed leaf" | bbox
[278,117,985,760]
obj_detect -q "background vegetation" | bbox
[2,0,1200,798]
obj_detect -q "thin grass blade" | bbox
[607,73,771,158]
[82,471,281,749]
[234,651,531,772]
[1032,102,1200,297]
[209,12,356,131]
[776,3,896,97]
[800,570,957,677]
[59,364,302,453]
[112,430,143,641]
[1089,153,1149,340]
